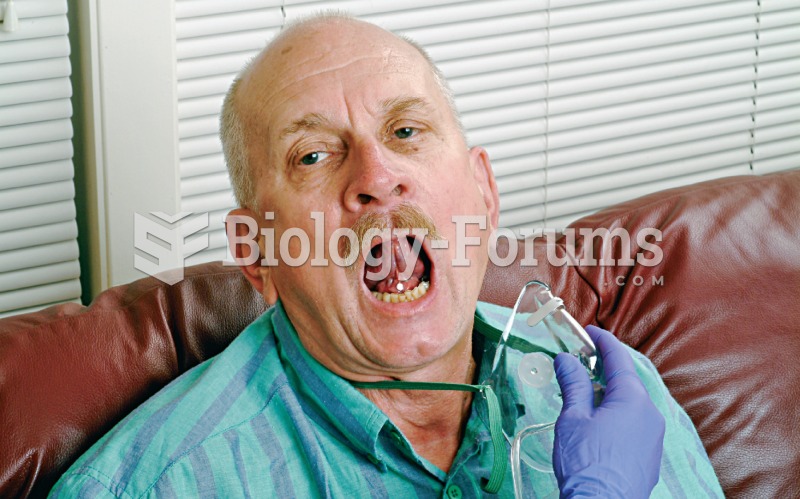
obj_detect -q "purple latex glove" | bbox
[553,325,665,498]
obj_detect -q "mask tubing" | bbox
[512,422,556,499]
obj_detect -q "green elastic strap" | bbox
[351,379,507,494]
[473,314,558,359]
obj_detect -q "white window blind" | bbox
[0,0,81,317]
[174,0,799,267]
[752,0,800,175]
[176,1,285,266]
[501,0,800,229]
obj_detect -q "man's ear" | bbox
[469,146,500,231]
[226,208,279,305]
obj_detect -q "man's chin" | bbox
[354,304,474,374]
[359,333,459,374]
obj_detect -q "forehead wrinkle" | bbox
[254,50,414,111]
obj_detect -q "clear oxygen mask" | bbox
[482,280,605,496]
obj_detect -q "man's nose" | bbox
[343,140,413,212]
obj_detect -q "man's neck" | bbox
[358,352,477,473]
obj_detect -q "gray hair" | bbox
[219,12,463,211]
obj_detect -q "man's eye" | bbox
[394,127,416,139]
[300,151,329,165]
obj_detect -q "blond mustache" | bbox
[343,203,442,267]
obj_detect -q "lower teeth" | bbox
[372,280,429,303]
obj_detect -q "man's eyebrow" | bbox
[279,98,430,139]
[381,97,432,118]
[279,113,330,139]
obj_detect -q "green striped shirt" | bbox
[50,301,723,498]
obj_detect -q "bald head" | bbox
[220,13,462,211]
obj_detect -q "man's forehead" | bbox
[240,50,443,147]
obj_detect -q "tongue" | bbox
[365,237,426,293]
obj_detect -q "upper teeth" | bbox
[372,280,429,303]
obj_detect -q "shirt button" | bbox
[446,484,463,499]
[390,430,405,447]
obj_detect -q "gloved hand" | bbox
[552,325,665,499]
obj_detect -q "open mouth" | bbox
[364,235,431,303]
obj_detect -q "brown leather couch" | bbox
[2,171,799,498]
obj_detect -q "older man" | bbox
[51,14,722,498]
